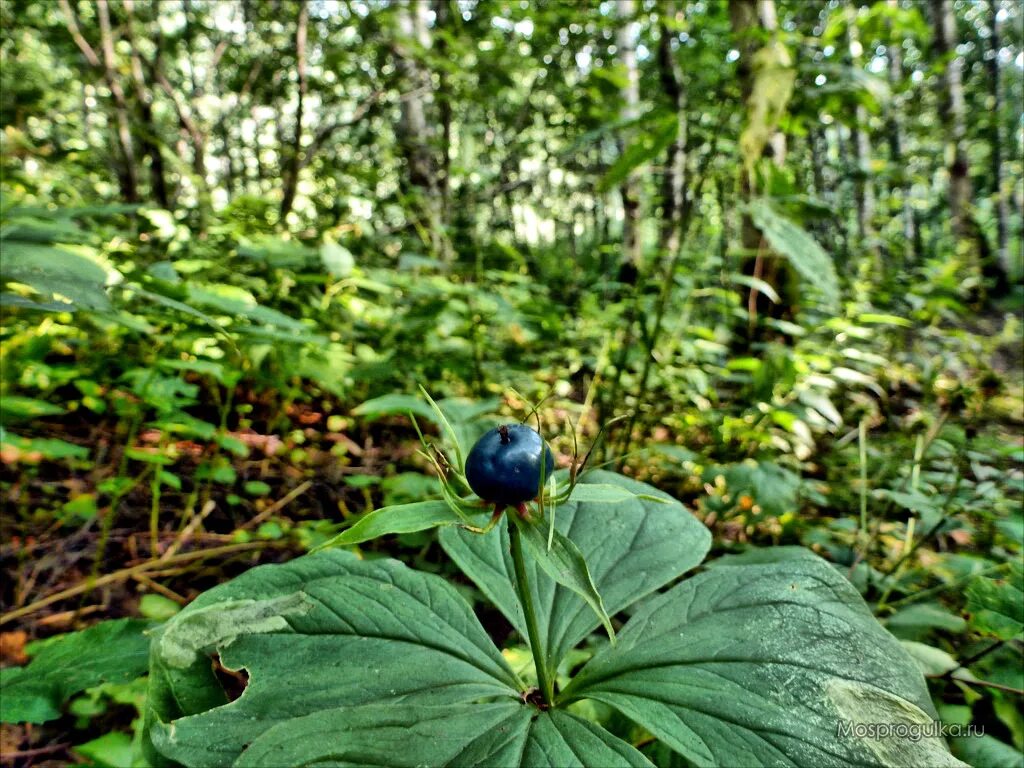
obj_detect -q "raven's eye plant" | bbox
[465,423,555,512]
[128,394,965,766]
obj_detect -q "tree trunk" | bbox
[729,0,796,339]
[930,0,970,240]
[987,0,1011,291]
[58,0,139,202]
[433,0,453,226]
[280,0,308,221]
[123,0,170,208]
[931,0,1007,297]
[847,11,874,243]
[657,1,687,256]
[885,0,916,264]
[616,0,642,270]
[393,1,450,262]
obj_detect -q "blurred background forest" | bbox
[0,0,1022,766]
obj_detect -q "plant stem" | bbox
[881,562,1009,613]
[509,521,554,706]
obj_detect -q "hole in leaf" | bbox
[211,654,249,703]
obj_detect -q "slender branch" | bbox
[510,522,554,706]
[926,673,1023,697]
[57,0,100,67]
[300,90,383,172]
[0,743,71,763]
[0,542,275,626]
[943,639,1006,679]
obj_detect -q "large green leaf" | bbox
[0,619,151,724]
[561,550,964,768]
[966,562,1024,640]
[951,734,1024,768]
[440,471,711,685]
[186,283,307,331]
[145,550,522,766]
[146,549,652,768]
[748,198,839,305]
[228,703,654,768]
[1,241,117,311]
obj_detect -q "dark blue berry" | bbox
[465,424,555,506]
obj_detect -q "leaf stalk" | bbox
[509,521,555,707]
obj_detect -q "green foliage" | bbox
[137,473,955,768]
[1,0,1021,763]
[0,619,151,724]
[966,563,1024,641]
[748,198,839,305]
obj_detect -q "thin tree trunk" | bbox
[123,0,170,208]
[657,1,687,255]
[219,113,236,199]
[433,0,453,225]
[809,126,826,198]
[886,0,916,264]
[847,11,874,243]
[616,0,642,270]
[931,0,1006,296]
[987,0,1011,288]
[730,0,796,339]
[930,0,970,240]
[58,0,139,202]
[393,0,450,262]
[280,0,308,220]
[253,106,265,190]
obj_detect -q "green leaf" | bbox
[966,562,1024,640]
[227,703,653,768]
[900,641,960,677]
[0,427,89,461]
[314,500,470,549]
[562,553,965,768]
[73,731,135,768]
[598,111,678,193]
[140,594,181,621]
[731,272,782,304]
[0,396,65,421]
[242,480,271,496]
[440,471,711,682]
[875,489,939,516]
[951,735,1024,768]
[748,198,839,305]
[566,483,667,505]
[884,603,967,640]
[352,393,438,423]
[274,697,657,766]
[0,241,117,311]
[0,619,151,724]
[144,550,521,766]
[513,513,616,643]
[320,240,354,276]
[187,284,307,331]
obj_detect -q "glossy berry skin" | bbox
[465,424,554,506]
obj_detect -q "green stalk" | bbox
[858,418,868,537]
[510,522,554,706]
